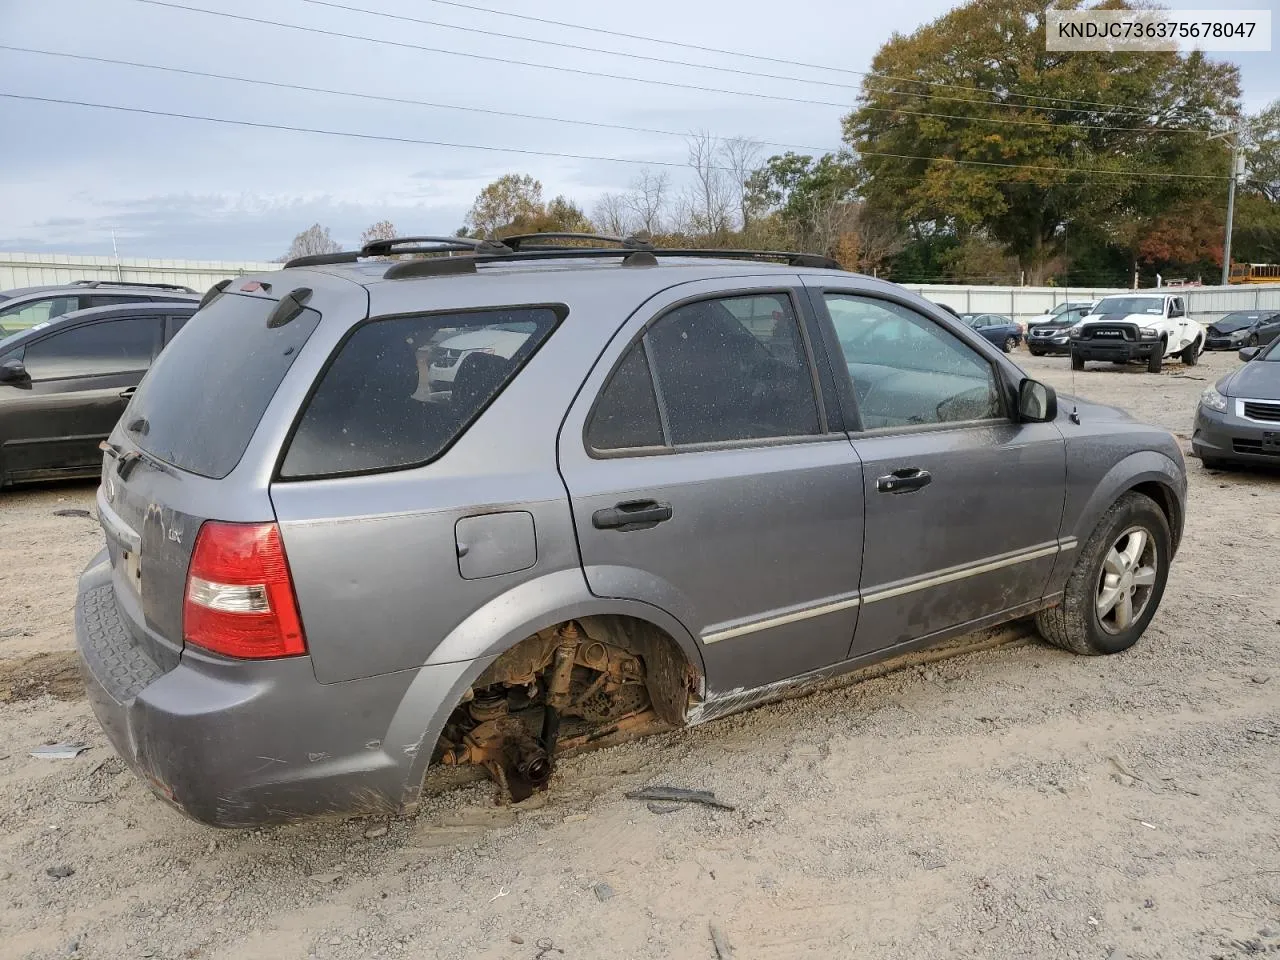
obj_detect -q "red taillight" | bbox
[183,522,307,659]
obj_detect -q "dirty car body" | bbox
[74,239,1188,826]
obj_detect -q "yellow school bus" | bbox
[1229,263,1280,284]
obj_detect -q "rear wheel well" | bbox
[1130,480,1181,554]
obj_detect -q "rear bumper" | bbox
[75,550,467,827]
[1071,340,1158,362]
[1192,406,1280,466]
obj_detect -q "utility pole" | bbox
[1212,121,1247,287]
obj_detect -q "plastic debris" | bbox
[626,785,735,811]
[31,743,88,760]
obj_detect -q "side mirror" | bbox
[1018,378,1057,422]
[0,358,28,384]
[1239,346,1260,362]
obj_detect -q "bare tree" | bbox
[685,130,732,240]
[849,203,906,272]
[359,219,398,247]
[721,136,763,231]
[625,170,669,236]
[592,192,633,236]
[281,224,341,262]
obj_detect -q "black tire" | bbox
[1248,333,1259,347]
[1035,492,1171,656]
[1071,352,1085,371]
[1147,347,1163,373]
[1180,338,1200,366]
[1003,335,1018,353]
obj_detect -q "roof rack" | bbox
[381,246,841,280]
[71,280,198,292]
[284,235,511,269]
[502,232,653,251]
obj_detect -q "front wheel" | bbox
[1180,338,1200,366]
[1147,347,1163,373]
[1248,333,1259,348]
[1003,335,1018,353]
[1071,352,1085,371]
[1035,492,1171,656]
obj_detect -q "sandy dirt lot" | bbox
[2,349,1278,960]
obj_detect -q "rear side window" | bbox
[126,293,321,479]
[586,343,664,451]
[280,307,561,479]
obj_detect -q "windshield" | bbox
[1214,313,1261,332]
[1094,297,1164,315]
[124,292,320,478]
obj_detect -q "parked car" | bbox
[1027,300,1096,329]
[1192,337,1280,468]
[1069,293,1205,373]
[0,281,196,335]
[1027,305,1092,356]
[1203,310,1280,350]
[76,236,1186,826]
[423,321,540,392]
[0,299,199,486]
[959,313,1022,352]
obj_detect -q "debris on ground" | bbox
[362,823,389,839]
[593,882,614,901]
[710,921,734,958]
[31,742,88,760]
[45,865,75,879]
[625,786,736,810]
[646,802,682,815]
[52,509,92,519]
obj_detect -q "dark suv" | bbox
[74,236,1186,826]
[0,298,199,486]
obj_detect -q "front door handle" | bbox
[592,499,673,531]
[877,467,932,494]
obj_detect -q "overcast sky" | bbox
[1,0,1277,262]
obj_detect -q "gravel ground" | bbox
[2,348,1278,960]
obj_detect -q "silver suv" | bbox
[75,235,1187,826]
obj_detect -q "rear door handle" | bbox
[119,386,136,400]
[877,467,932,494]
[592,499,672,531]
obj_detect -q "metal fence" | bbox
[0,253,282,293]
[904,282,1280,325]
[5,253,1280,324]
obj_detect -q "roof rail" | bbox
[503,232,653,251]
[379,246,843,279]
[283,235,511,269]
[71,280,198,292]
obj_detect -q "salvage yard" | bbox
[2,350,1278,960]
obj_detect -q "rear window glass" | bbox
[280,307,561,479]
[125,293,320,479]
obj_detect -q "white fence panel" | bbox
[0,253,281,293]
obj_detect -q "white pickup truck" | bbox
[1068,293,1205,373]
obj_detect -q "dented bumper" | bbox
[74,550,449,827]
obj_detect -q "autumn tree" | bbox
[281,223,341,262]
[359,220,398,247]
[466,174,545,237]
[845,0,1240,283]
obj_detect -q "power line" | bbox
[405,0,1228,122]
[294,0,1212,134]
[0,91,1230,181]
[0,45,843,154]
[127,0,1213,136]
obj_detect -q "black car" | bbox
[0,298,198,487]
[1027,306,1091,356]
[1203,310,1280,351]
[0,280,196,335]
[1192,338,1280,468]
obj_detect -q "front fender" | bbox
[383,566,704,808]
[1047,449,1186,595]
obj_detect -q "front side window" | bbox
[0,295,79,330]
[281,307,561,478]
[824,294,1002,430]
[22,316,161,380]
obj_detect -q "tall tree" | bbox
[844,0,1241,283]
[467,174,545,237]
[282,224,341,262]
[359,220,398,247]
[625,170,669,236]
[592,193,633,236]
